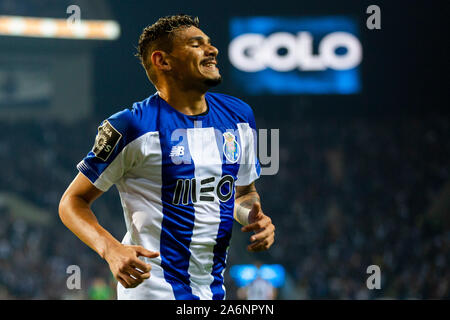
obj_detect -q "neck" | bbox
[157,82,208,116]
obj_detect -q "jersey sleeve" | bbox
[235,104,261,186]
[76,109,143,192]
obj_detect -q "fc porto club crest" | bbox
[223,132,240,163]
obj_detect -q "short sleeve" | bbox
[235,105,261,186]
[77,109,143,192]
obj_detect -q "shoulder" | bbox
[103,93,160,141]
[206,92,255,120]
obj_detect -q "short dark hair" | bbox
[136,14,200,81]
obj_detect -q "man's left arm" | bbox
[234,182,275,252]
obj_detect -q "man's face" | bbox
[166,26,221,89]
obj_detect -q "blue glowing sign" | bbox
[229,264,286,288]
[228,16,362,94]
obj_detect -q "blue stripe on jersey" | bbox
[77,160,101,184]
[210,129,241,300]
[159,127,199,300]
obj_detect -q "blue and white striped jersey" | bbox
[77,92,261,300]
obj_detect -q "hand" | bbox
[104,243,159,289]
[241,202,275,252]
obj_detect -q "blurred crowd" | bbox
[255,111,450,299]
[0,117,119,299]
[0,110,448,299]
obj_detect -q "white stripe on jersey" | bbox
[186,127,223,299]
[236,123,259,186]
[116,132,175,300]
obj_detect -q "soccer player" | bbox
[59,14,275,300]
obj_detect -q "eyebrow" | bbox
[187,36,211,44]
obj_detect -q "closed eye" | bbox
[188,36,211,48]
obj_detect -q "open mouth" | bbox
[201,59,218,70]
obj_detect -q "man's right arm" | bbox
[58,172,159,288]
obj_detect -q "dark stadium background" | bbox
[0,0,448,299]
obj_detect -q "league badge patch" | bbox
[223,132,240,163]
[92,120,122,161]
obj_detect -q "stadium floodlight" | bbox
[0,15,120,40]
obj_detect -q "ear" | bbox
[151,51,171,71]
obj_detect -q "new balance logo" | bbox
[170,145,185,157]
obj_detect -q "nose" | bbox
[205,43,219,57]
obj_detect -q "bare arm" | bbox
[59,172,116,258]
[234,182,275,252]
[59,173,159,288]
